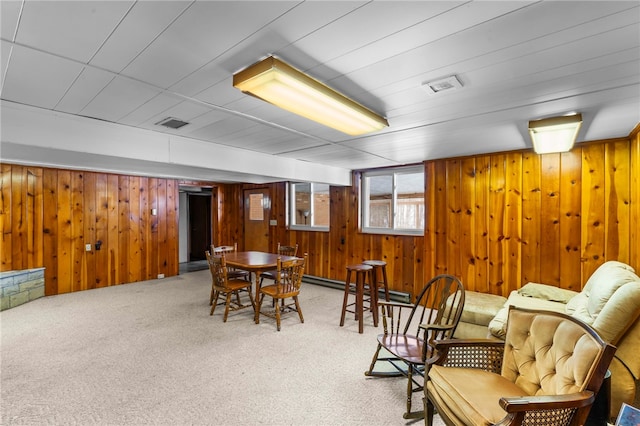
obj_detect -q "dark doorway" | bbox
[188,193,211,261]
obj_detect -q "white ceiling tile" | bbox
[1,1,22,40]
[121,1,297,88]
[119,93,182,127]
[16,1,134,63]
[2,45,84,109]
[80,76,161,122]
[55,66,114,114]
[91,1,192,72]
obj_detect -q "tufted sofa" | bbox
[459,261,640,419]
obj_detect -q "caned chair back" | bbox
[274,254,306,296]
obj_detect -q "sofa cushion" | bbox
[517,282,577,303]
[488,291,565,339]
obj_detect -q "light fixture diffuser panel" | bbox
[233,56,388,135]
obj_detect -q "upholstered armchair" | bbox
[425,306,616,426]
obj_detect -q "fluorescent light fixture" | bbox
[528,113,582,154]
[233,56,388,135]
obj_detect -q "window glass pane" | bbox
[395,172,424,230]
[294,183,311,225]
[367,175,392,228]
[361,166,424,234]
[313,183,330,226]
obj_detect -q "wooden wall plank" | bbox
[11,165,25,269]
[488,155,506,296]
[70,172,84,292]
[434,161,448,275]
[631,131,640,271]
[83,172,97,290]
[581,144,606,283]
[504,153,522,294]
[156,179,167,276]
[446,160,462,280]
[521,152,541,284]
[57,170,72,294]
[539,154,561,285]
[166,179,178,276]
[605,141,630,263]
[95,173,108,288]
[148,178,159,280]
[139,177,149,281]
[42,169,58,295]
[107,174,119,286]
[0,164,12,270]
[460,158,476,290]
[559,151,582,290]
[128,176,141,283]
[474,156,490,293]
[424,162,436,279]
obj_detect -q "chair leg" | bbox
[275,297,282,331]
[404,365,415,419]
[209,284,215,306]
[210,290,220,315]
[403,364,425,420]
[364,343,383,376]
[293,296,304,323]
[223,293,232,322]
[425,396,435,426]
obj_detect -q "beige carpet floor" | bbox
[1,270,445,426]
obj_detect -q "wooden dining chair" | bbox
[255,253,307,331]
[258,243,298,286]
[206,251,255,322]
[208,243,250,306]
[364,274,465,419]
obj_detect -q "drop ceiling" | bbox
[1,1,639,184]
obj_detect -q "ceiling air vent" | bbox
[421,75,463,95]
[155,117,189,129]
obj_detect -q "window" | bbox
[361,166,424,235]
[289,182,330,230]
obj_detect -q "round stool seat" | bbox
[346,264,373,272]
[363,259,390,302]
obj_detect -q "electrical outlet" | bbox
[85,244,91,251]
[157,273,165,279]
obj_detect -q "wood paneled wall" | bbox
[0,165,179,295]
[2,130,638,300]
[425,137,639,297]
[228,134,639,299]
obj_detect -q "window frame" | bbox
[288,182,330,232]
[359,165,425,236]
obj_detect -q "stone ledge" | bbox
[1,268,45,311]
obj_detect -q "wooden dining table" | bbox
[223,251,300,302]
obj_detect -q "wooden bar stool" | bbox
[363,260,390,302]
[339,264,376,333]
